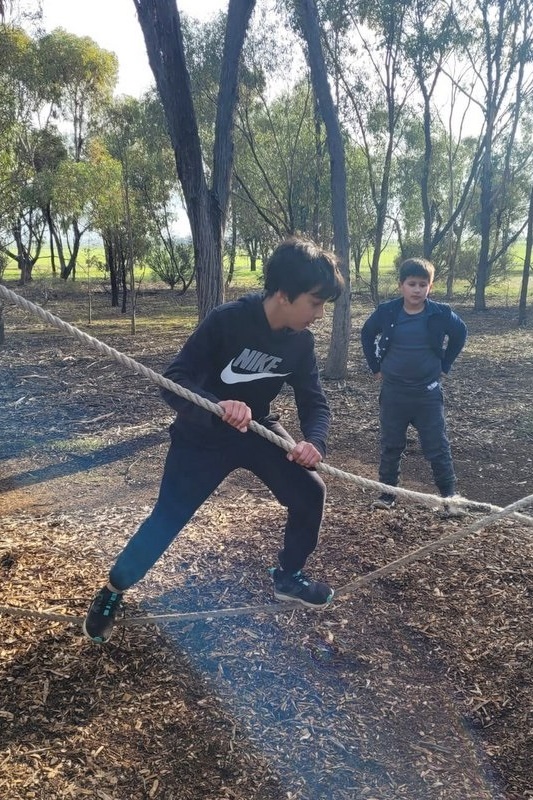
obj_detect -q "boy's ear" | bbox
[277,290,289,304]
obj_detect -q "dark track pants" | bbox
[378,382,456,497]
[110,423,326,591]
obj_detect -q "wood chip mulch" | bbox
[1,492,532,800]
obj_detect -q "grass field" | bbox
[2,242,530,306]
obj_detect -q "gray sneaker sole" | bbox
[371,499,396,510]
[81,618,113,644]
[273,588,334,609]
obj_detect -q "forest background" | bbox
[1,0,533,373]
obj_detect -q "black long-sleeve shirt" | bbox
[161,293,331,456]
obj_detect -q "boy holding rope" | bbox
[84,237,344,643]
[361,257,467,512]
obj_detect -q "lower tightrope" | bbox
[1,493,531,628]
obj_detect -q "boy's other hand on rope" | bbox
[287,441,322,469]
[218,399,252,433]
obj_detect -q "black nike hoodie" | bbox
[161,293,331,456]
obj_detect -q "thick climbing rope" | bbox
[0,283,532,629]
[1,284,531,524]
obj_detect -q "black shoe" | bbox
[372,493,396,510]
[270,567,334,609]
[82,586,123,643]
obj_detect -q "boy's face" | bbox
[280,289,326,331]
[399,276,432,312]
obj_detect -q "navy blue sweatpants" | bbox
[378,382,456,497]
[110,422,326,591]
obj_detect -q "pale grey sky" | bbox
[42,0,227,96]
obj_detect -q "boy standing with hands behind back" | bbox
[361,258,467,510]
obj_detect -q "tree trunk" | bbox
[296,0,351,379]
[420,80,433,259]
[225,201,237,287]
[60,218,83,281]
[46,204,56,275]
[133,0,256,320]
[475,133,492,311]
[369,123,394,306]
[104,237,119,308]
[120,244,128,314]
[518,183,533,327]
[246,238,259,271]
[312,95,323,241]
[12,225,34,285]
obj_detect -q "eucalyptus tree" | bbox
[96,97,164,316]
[39,29,118,161]
[402,0,453,259]
[125,92,195,295]
[345,141,374,284]
[401,0,484,271]
[0,25,48,282]
[120,92,184,248]
[293,0,351,378]
[0,1,41,24]
[30,127,69,275]
[146,240,194,292]
[182,6,278,260]
[0,25,119,283]
[321,0,413,304]
[234,79,326,239]
[84,140,125,307]
[180,11,227,160]
[132,0,256,320]
[438,67,484,298]
[518,183,532,326]
[454,0,533,310]
[179,9,273,282]
[393,113,481,290]
[6,134,47,284]
[37,28,118,279]
[230,2,328,245]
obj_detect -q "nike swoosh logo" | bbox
[220,361,291,384]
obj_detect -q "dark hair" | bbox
[399,257,435,283]
[263,237,344,302]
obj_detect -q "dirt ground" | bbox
[1,281,532,800]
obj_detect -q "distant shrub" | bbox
[146,241,194,292]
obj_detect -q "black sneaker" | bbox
[270,568,334,609]
[82,586,123,643]
[372,493,396,510]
